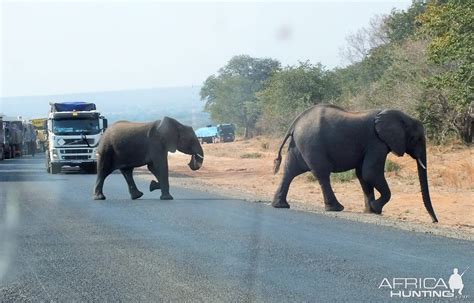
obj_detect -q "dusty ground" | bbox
[139,137,473,240]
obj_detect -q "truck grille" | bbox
[63,155,90,160]
[63,139,95,145]
[61,149,90,154]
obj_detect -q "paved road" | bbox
[0,156,472,302]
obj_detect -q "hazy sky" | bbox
[1,0,411,98]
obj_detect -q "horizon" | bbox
[1,1,411,98]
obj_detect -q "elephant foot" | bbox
[272,200,290,208]
[325,202,344,212]
[160,193,174,200]
[130,190,144,200]
[93,193,106,200]
[369,201,383,214]
[150,180,161,192]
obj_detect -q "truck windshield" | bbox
[219,125,234,134]
[53,118,100,135]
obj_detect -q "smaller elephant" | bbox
[273,105,438,223]
[93,117,204,200]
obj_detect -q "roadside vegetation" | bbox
[200,0,473,144]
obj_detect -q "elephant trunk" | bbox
[416,150,438,223]
[188,145,204,171]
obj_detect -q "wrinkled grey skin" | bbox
[273,105,438,223]
[93,117,204,200]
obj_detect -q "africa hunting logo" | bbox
[379,267,469,299]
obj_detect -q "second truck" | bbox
[45,102,107,174]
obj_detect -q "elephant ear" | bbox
[374,110,407,156]
[148,117,179,153]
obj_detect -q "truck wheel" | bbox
[51,163,61,174]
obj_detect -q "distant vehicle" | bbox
[216,124,235,142]
[45,102,107,174]
[195,124,235,144]
[22,121,37,156]
[30,118,48,152]
[2,116,24,158]
[0,114,4,160]
[195,125,218,144]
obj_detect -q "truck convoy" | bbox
[45,102,107,174]
[195,124,235,144]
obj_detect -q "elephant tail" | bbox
[273,105,316,174]
[273,131,293,174]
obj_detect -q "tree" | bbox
[418,0,473,142]
[200,55,280,138]
[385,0,427,43]
[257,62,339,133]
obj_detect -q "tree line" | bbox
[200,0,473,143]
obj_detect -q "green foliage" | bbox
[417,0,473,142]
[335,0,472,143]
[385,0,427,43]
[306,170,357,183]
[200,1,472,144]
[331,170,357,183]
[385,159,402,173]
[201,55,280,138]
[257,62,340,133]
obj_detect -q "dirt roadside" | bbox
[137,137,473,241]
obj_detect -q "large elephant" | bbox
[272,104,438,223]
[93,117,204,200]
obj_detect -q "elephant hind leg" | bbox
[120,167,143,200]
[272,148,308,208]
[314,171,344,211]
[93,154,114,200]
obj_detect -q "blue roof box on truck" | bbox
[51,102,96,112]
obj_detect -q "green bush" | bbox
[306,170,357,183]
[331,170,357,183]
[385,159,401,173]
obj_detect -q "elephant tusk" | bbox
[417,158,426,170]
[195,153,204,160]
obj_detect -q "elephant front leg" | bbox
[368,176,391,214]
[155,157,173,200]
[356,168,375,213]
[147,164,161,192]
[120,168,143,200]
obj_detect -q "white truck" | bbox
[46,102,107,174]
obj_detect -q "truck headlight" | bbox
[52,149,58,158]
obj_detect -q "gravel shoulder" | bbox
[137,137,473,241]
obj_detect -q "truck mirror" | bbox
[103,118,108,130]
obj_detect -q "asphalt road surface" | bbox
[0,156,472,302]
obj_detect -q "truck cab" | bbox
[216,124,235,143]
[46,102,107,174]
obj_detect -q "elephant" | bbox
[93,117,204,200]
[272,104,438,223]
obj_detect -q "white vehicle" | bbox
[46,102,107,174]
